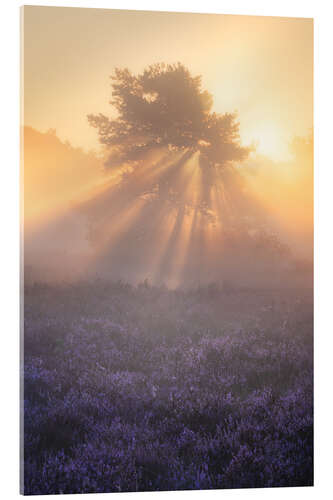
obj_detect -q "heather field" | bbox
[23,282,313,494]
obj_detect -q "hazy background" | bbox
[22,7,313,288]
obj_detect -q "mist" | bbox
[22,10,314,494]
[23,126,312,290]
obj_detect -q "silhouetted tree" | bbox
[88,63,250,168]
[83,64,292,285]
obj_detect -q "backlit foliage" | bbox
[88,63,250,168]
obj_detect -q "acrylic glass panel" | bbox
[21,6,313,495]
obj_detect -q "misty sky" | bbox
[22,6,313,161]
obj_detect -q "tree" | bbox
[88,62,250,168]
[84,64,291,285]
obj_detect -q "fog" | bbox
[23,126,312,290]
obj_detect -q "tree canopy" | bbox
[88,63,250,168]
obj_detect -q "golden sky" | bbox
[22,6,313,161]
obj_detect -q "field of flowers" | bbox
[22,281,313,494]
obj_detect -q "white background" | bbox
[0,0,332,499]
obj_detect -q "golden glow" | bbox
[22,7,313,286]
[23,126,107,230]
[23,7,312,157]
[243,123,291,161]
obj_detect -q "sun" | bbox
[251,123,290,161]
[241,122,290,162]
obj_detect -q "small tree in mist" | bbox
[86,63,291,282]
[88,63,250,168]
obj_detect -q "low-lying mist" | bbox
[23,127,313,290]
